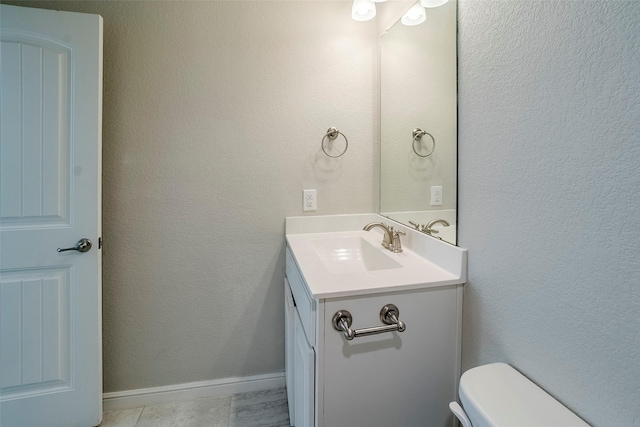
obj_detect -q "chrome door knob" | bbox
[57,238,92,253]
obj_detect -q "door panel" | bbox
[0,268,71,393]
[0,34,71,226]
[322,288,459,427]
[293,312,314,427]
[0,5,102,427]
[284,279,296,423]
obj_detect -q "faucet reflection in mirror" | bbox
[380,0,457,245]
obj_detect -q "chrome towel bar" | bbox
[332,304,406,341]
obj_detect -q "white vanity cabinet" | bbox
[285,246,463,427]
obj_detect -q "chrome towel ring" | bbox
[412,128,435,157]
[321,127,348,158]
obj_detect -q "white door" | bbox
[0,5,103,427]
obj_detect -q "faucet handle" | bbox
[409,221,429,232]
[389,226,405,236]
[389,228,405,253]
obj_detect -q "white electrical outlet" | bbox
[303,189,317,211]
[431,186,443,206]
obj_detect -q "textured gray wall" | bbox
[458,1,640,425]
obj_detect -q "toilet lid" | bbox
[459,363,590,427]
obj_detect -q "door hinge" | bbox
[98,237,103,249]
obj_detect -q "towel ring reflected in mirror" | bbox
[321,127,348,158]
[412,128,435,157]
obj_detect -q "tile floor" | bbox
[99,388,290,427]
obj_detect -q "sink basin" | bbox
[285,218,467,299]
[311,235,401,274]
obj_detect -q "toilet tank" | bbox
[457,363,590,427]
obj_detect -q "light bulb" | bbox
[352,0,376,22]
[401,4,426,26]
[421,0,449,8]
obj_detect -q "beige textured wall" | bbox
[6,1,378,392]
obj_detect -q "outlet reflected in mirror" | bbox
[379,0,457,244]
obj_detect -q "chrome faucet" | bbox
[409,221,427,232]
[425,219,450,236]
[409,219,450,238]
[425,219,449,234]
[363,222,405,253]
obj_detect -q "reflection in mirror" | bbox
[379,0,457,244]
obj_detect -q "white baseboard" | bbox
[103,372,285,411]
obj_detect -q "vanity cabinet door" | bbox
[284,279,296,423]
[293,310,315,427]
[322,287,459,427]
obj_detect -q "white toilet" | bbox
[449,363,590,427]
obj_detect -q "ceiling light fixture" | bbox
[401,3,426,26]
[352,0,376,22]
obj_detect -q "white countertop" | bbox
[285,214,467,299]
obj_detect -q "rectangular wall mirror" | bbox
[379,0,457,245]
